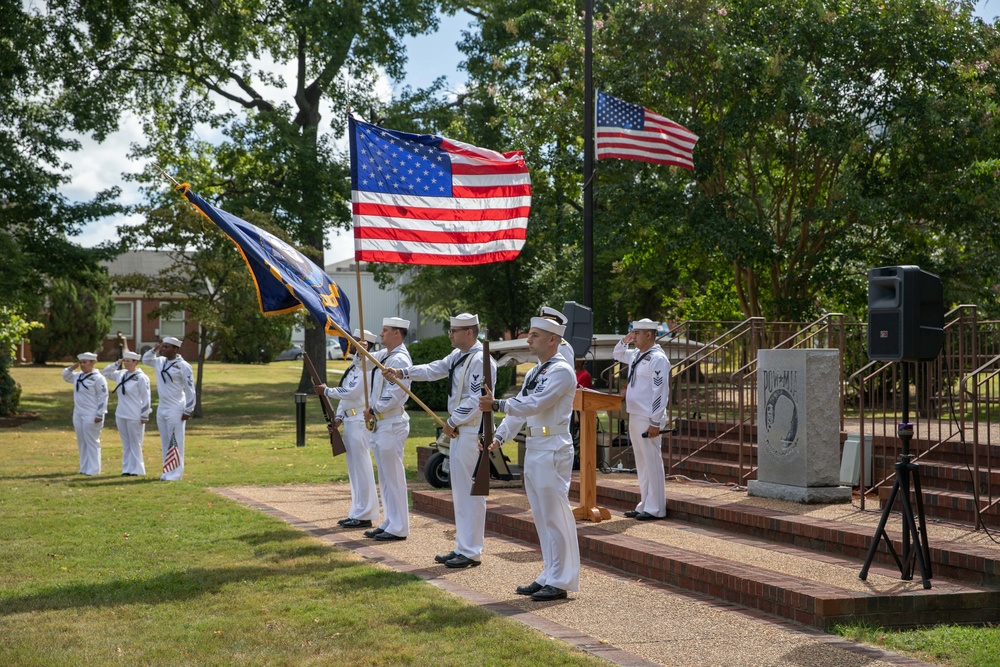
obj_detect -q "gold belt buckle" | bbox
[349,408,357,416]
[541,426,550,436]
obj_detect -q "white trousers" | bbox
[370,420,409,537]
[450,428,487,559]
[629,416,667,517]
[116,416,147,476]
[157,410,186,481]
[343,420,379,521]
[524,443,580,591]
[73,412,104,475]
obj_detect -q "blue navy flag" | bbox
[178,185,351,335]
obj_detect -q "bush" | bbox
[404,336,512,413]
[0,355,22,417]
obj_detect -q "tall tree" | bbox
[37,0,440,389]
[431,0,1000,324]
[28,274,115,364]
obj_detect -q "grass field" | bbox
[1,362,603,667]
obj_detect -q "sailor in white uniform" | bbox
[142,336,196,481]
[362,317,412,542]
[384,313,497,568]
[314,329,380,528]
[480,312,580,601]
[62,352,108,475]
[613,318,671,520]
[539,306,576,365]
[102,350,152,476]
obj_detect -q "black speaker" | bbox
[561,301,593,358]
[867,266,944,362]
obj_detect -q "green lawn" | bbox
[1,362,603,667]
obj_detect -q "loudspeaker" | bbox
[561,301,593,358]
[867,266,944,362]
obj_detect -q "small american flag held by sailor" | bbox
[163,433,181,474]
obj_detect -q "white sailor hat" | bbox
[77,352,98,361]
[631,318,659,331]
[450,312,479,327]
[161,336,184,347]
[530,316,566,337]
[122,351,141,361]
[352,328,378,343]
[538,306,568,326]
[383,316,410,329]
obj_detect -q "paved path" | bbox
[217,482,942,667]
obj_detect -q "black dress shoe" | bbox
[530,585,567,601]
[337,518,351,526]
[363,527,385,538]
[515,581,543,596]
[444,555,480,569]
[373,532,406,541]
[434,551,458,564]
[635,511,665,521]
[623,510,640,518]
[341,519,373,528]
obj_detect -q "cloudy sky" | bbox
[62,3,998,266]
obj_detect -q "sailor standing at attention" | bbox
[102,349,152,476]
[383,313,497,569]
[142,336,196,481]
[314,329,381,528]
[63,352,109,475]
[479,311,580,601]
[613,318,671,520]
[362,317,413,542]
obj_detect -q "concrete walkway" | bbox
[216,480,943,667]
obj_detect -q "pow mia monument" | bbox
[747,349,852,504]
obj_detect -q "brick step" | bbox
[412,487,1000,630]
[587,478,1000,586]
[894,460,1000,495]
[876,485,1000,528]
[661,455,750,485]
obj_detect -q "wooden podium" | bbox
[572,388,623,522]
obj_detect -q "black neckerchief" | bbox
[447,352,472,397]
[521,360,556,396]
[115,371,139,395]
[161,359,178,383]
[629,348,655,387]
[75,372,94,392]
[371,348,403,386]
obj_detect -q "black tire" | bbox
[424,451,451,488]
[294,353,303,361]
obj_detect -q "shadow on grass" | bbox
[0,558,421,616]
[0,472,78,482]
[70,476,162,488]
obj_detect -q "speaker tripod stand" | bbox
[859,363,932,589]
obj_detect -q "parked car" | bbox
[275,344,304,361]
[327,337,346,360]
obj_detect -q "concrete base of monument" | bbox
[747,479,852,504]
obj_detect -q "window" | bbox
[110,301,133,338]
[159,302,186,338]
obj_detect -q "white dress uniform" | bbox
[62,364,109,475]
[324,353,379,522]
[142,348,196,480]
[494,353,580,592]
[368,342,412,537]
[613,327,671,518]
[403,339,497,561]
[102,361,152,475]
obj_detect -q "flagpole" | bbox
[583,0,595,309]
[355,262,372,418]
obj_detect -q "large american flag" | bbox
[596,91,698,170]
[163,433,180,474]
[349,116,531,265]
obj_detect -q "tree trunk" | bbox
[193,323,208,418]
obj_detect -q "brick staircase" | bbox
[662,418,757,485]
[412,477,1000,630]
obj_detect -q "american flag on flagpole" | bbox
[348,116,531,265]
[163,433,181,474]
[596,90,698,169]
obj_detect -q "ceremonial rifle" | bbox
[471,339,493,496]
[303,352,347,456]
